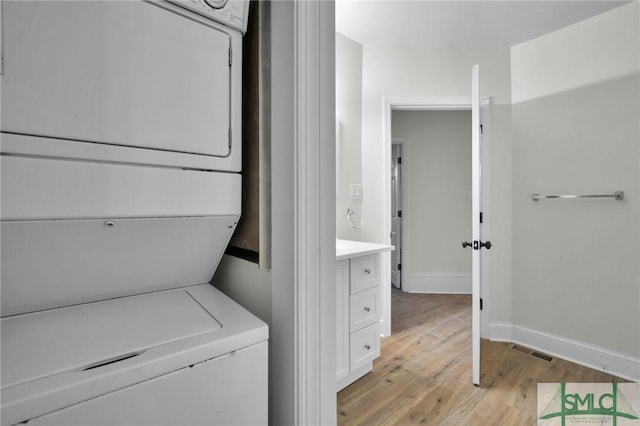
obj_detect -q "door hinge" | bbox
[480,298,483,310]
[480,124,483,135]
[480,212,483,224]
[229,46,233,67]
[228,128,232,148]
[398,263,402,271]
[398,210,402,218]
[397,157,402,164]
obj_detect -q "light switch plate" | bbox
[350,184,362,200]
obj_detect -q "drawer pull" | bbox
[364,306,371,312]
[364,344,371,350]
[364,268,371,274]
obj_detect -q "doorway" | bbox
[381,97,491,338]
[391,110,472,295]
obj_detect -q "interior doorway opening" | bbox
[382,97,491,339]
[391,110,472,295]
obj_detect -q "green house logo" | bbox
[538,383,639,426]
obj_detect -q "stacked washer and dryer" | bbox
[0,1,268,425]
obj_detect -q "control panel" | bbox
[165,0,249,33]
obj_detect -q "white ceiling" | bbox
[335,1,631,48]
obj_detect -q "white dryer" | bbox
[0,1,267,425]
[1,0,245,172]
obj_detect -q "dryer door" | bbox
[1,0,236,158]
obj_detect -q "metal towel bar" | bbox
[532,191,624,201]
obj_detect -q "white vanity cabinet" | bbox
[336,240,394,391]
[336,255,381,390]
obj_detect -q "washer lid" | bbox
[1,284,268,426]
[1,289,221,389]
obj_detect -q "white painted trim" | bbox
[387,96,474,110]
[293,1,315,420]
[293,1,335,425]
[317,3,336,425]
[404,274,472,294]
[379,98,393,337]
[490,323,640,382]
[489,322,514,341]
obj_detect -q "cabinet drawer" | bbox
[349,287,379,332]
[349,255,378,294]
[349,322,380,372]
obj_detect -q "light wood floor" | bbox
[337,289,627,425]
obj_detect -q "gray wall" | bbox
[511,3,639,358]
[391,110,472,277]
[269,1,296,423]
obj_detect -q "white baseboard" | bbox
[490,323,640,382]
[404,273,471,294]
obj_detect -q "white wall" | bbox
[392,110,472,292]
[511,3,639,105]
[336,34,363,240]
[360,47,513,324]
[510,2,640,366]
[212,256,272,325]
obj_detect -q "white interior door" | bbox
[471,65,482,385]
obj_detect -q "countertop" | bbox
[336,239,394,261]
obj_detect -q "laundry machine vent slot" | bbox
[83,351,145,371]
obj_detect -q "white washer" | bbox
[0,1,267,425]
[1,285,268,426]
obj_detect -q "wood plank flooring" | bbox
[337,289,627,425]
